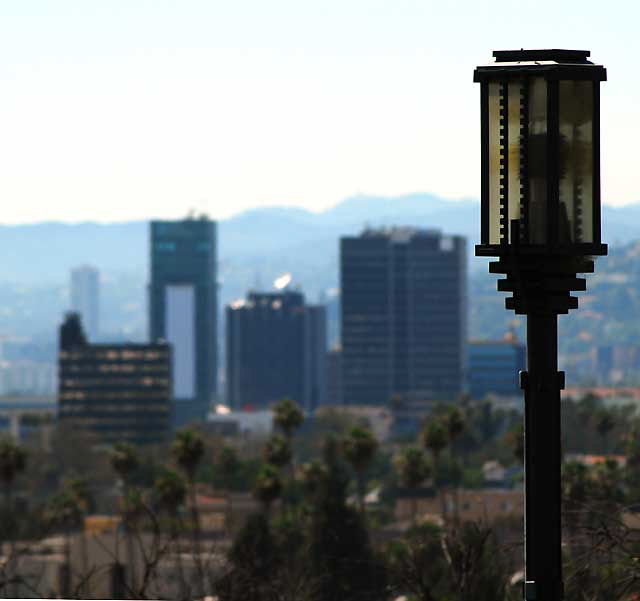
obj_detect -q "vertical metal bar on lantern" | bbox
[546,79,560,247]
[481,82,490,245]
[593,82,602,245]
[519,79,529,244]
[499,79,509,244]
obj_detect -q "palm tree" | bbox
[110,442,139,483]
[217,445,238,492]
[395,447,430,524]
[445,407,465,520]
[217,445,239,532]
[67,477,92,593]
[421,419,449,520]
[298,459,328,501]
[263,434,292,469]
[273,398,304,441]
[446,407,465,451]
[421,419,448,464]
[155,467,187,524]
[595,409,615,454]
[109,442,139,591]
[155,467,187,598]
[0,436,27,512]
[47,487,84,597]
[253,464,282,513]
[342,426,378,514]
[171,428,205,595]
[273,400,304,514]
[0,437,27,567]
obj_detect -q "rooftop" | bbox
[360,226,443,242]
[493,49,591,64]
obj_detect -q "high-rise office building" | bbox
[226,289,327,411]
[340,227,467,405]
[469,337,526,400]
[70,265,99,341]
[326,346,343,404]
[149,217,217,427]
[58,313,171,445]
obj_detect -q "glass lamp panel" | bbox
[559,80,594,244]
[488,82,502,245]
[507,81,523,243]
[527,77,548,244]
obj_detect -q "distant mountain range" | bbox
[0,193,477,287]
[0,193,638,344]
[1,193,638,285]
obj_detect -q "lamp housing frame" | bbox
[474,49,607,259]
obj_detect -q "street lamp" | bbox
[474,50,607,601]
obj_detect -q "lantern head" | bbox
[474,49,606,257]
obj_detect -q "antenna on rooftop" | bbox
[253,271,263,291]
[198,198,210,219]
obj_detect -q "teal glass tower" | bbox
[150,217,217,427]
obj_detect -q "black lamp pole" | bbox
[474,50,607,601]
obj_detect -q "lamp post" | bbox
[473,50,607,600]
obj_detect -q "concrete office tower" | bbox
[70,265,99,341]
[58,313,171,445]
[149,217,217,427]
[226,290,327,411]
[340,227,467,405]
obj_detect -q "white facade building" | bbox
[71,265,100,341]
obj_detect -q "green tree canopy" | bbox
[342,426,378,473]
[109,442,139,485]
[171,428,205,482]
[273,398,304,439]
[342,426,379,513]
[421,419,448,461]
[446,406,466,446]
[308,434,387,601]
[263,434,293,469]
[253,464,282,511]
[0,437,27,498]
[395,447,430,490]
[154,467,186,516]
[299,459,328,500]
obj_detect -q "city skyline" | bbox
[0,1,639,224]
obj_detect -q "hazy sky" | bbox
[0,0,637,223]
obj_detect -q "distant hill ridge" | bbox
[0,193,637,288]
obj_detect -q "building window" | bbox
[156,242,176,252]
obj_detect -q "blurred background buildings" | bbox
[0,196,637,442]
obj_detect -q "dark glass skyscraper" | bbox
[149,217,217,427]
[226,290,327,411]
[340,227,467,405]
